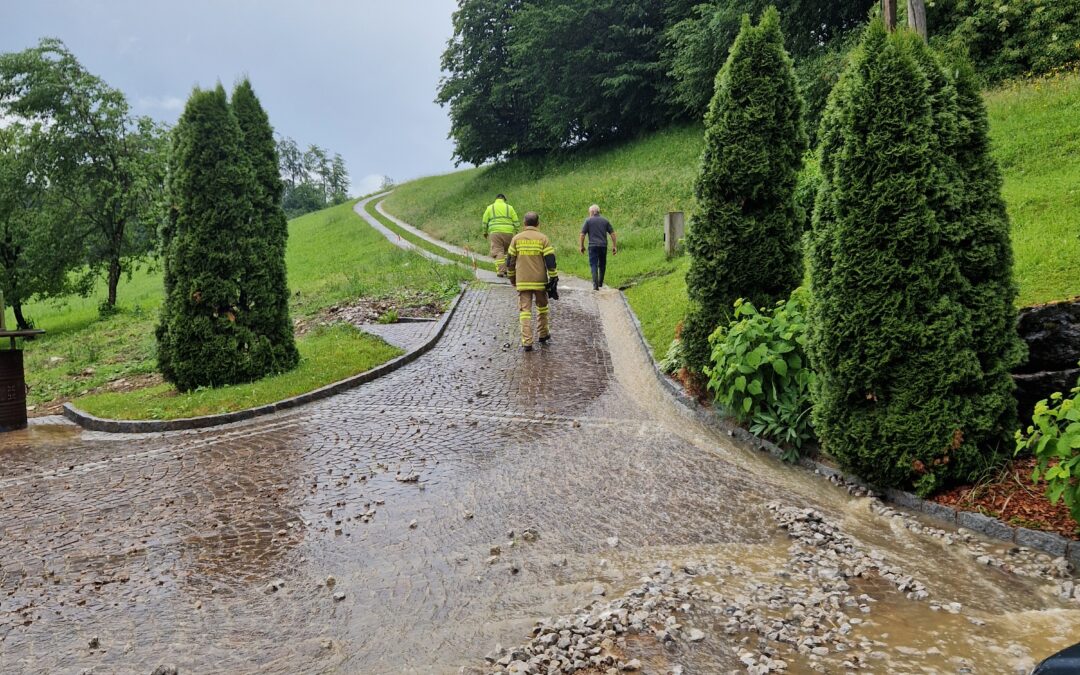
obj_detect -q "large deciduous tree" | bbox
[683,7,807,375]
[437,0,529,165]
[157,85,294,391]
[0,38,167,310]
[0,124,89,329]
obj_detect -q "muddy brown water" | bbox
[0,286,1076,674]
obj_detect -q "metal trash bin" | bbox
[0,329,45,432]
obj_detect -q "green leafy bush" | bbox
[706,288,815,460]
[1016,378,1080,528]
[660,337,684,376]
[929,0,1080,84]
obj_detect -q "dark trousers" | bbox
[588,245,607,289]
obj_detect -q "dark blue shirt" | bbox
[581,216,614,248]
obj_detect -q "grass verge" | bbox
[74,324,401,420]
[19,199,470,417]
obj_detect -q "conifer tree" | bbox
[683,6,807,375]
[807,22,991,494]
[232,79,299,373]
[946,55,1025,447]
[157,85,288,391]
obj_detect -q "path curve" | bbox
[0,209,1076,674]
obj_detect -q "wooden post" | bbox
[882,0,897,32]
[664,212,685,258]
[907,0,928,40]
[0,290,5,332]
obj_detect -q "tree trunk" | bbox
[882,0,898,31]
[907,0,928,40]
[107,256,121,308]
[13,301,28,331]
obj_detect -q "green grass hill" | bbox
[384,70,1080,356]
[15,200,470,418]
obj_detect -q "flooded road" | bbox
[0,286,1076,674]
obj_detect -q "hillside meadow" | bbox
[385,71,1080,356]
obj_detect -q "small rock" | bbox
[396,473,420,482]
[687,628,705,642]
[463,511,474,520]
[622,659,642,671]
[333,591,346,602]
[88,636,100,649]
[592,584,607,596]
[319,638,332,649]
[606,536,620,548]
[150,667,178,675]
[408,519,418,529]
[325,575,337,588]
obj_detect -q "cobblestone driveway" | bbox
[0,286,1075,674]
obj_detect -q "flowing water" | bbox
[0,285,1075,674]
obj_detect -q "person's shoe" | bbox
[497,272,506,278]
[538,335,551,344]
[593,284,599,291]
[522,344,533,352]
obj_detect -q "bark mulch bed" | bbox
[933,456,1080,540]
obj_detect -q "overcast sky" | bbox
[1,0,460,195]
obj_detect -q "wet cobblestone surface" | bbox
[0,286,1076,674]
[358,320,441,351]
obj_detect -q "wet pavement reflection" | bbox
[0,286,1076,674]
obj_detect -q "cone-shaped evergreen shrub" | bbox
[807,22,1020,495]
[947,55,1025,445]
[157,85,294,391]
[232,79,299,372]
[683,6,807,375]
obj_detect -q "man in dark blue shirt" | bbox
[578,204,618,291]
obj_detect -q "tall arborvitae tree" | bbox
[945,54,1025,447]
[683,6,807,375]
[232,79,299,373]
[807,22,994,495]
[157,85,289,391]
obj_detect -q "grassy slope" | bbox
[386,73,1080,357]
[384,124,701,288]
[20,199,471,417]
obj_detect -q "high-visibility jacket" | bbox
[506,226,557,291]
[482,198,519,235]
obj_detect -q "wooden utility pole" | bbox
[907,0,928,40]
[882,0,897,32]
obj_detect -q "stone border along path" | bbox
[60,285,466,434]
[372,197,1080,570]
[615,289,1080,570]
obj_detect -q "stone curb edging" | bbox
[61,288,468,434]
[614,292,1080,570]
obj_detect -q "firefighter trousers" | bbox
[489,232,513,277]
[518,290,549,346]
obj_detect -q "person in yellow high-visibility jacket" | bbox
[482,193,520,277]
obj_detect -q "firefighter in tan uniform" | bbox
[482,193,520,277]
[506,211,558,351]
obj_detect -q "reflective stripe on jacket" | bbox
[482,199,519,235]
[506,227,557,291]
